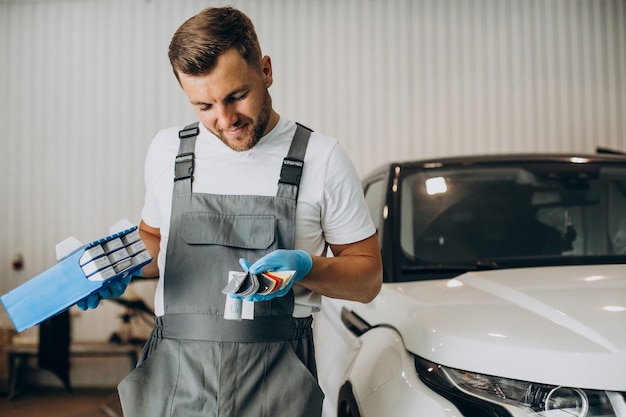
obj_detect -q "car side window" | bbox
[364,179,385,233]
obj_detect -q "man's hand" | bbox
[76,270,139,310]
[248,249,312,281]
[236,250,312,302]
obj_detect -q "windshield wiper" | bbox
[402,256,626,275]
[401,260,499,272]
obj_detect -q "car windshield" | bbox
[400,162,626,272]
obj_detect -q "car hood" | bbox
[349,264,626,390]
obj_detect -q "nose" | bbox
[216,103,238,129]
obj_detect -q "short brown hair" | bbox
[168,6,263,80]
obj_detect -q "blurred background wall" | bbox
[0,0,625,385]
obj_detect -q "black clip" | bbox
[179,125,200,139]
[278,157,304,186]
[174,152,194,181]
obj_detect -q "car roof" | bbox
[404,152,626,167]
[363,152,626,183]
[390,152,622,169]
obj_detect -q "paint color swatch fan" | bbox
[0,219,152,332]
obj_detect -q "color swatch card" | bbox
[221,270,296,297]
[0,220,152,332]
[223,271,254,321]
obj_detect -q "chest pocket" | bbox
[181,212,276,250]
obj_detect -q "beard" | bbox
[216,90,273,152]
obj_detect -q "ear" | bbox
[261,55,273,88]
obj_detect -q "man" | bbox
[82,6,381,416]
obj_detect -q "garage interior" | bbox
[0,0,624,416]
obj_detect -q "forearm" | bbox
[298,234,383,303]
[138,220,161,278]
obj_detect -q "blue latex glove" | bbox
[76,269,139,310]
[237,249,312,302]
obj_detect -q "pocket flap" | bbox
[181,212,275,249]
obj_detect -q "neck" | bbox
[263,110,280,136]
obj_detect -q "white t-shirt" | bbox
[141,117,375,317]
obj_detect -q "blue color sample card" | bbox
[0,224,152,332]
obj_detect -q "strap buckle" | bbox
[278,157,304,186]
[179,125,199,139]
[174,152,194,182]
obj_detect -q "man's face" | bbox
[178,49,275,152]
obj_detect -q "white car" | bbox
[314,153,626,417]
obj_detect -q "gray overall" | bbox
[118,123,324,417]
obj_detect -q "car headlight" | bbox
[415,356,622,417]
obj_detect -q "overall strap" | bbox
[174,121,311,197]
[174,122,200,193]
[277,122,312,200]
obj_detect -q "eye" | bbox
[228,91,249,103]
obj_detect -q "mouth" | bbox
[221,122,249,139]
[215,121,258,152]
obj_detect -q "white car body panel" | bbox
[315,263,626,417]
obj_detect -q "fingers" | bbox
[86,293,101,309]
[239,258,251,272]
[249,250,286,274]
[76,275,131,310]
[229,293,244,300]
[107,283,124,298]
[77,293,100,310]
[77,293,101,310]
